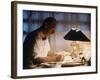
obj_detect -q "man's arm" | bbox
[33,55,64,64]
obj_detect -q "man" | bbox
[23,17,64,69]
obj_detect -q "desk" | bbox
[30,61,84,68]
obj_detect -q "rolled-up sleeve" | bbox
[33,38,50,59]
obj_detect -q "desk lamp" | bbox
[64,28,90,58]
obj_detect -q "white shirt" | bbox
[33,33,50,59]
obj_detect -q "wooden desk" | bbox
[30,61,84,68]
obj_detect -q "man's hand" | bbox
[56,55,64,61]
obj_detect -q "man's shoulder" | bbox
[24,27,41,41]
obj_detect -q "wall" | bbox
[0,0,99,80]
[23,10,91,52]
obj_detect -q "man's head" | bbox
[41,17,56,35]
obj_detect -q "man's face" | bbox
[43,20,56,35]
[48,22,56,34]
[49,27,55,34]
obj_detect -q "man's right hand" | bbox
[56,55,64,61]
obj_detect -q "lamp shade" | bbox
[64,28,90,41]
